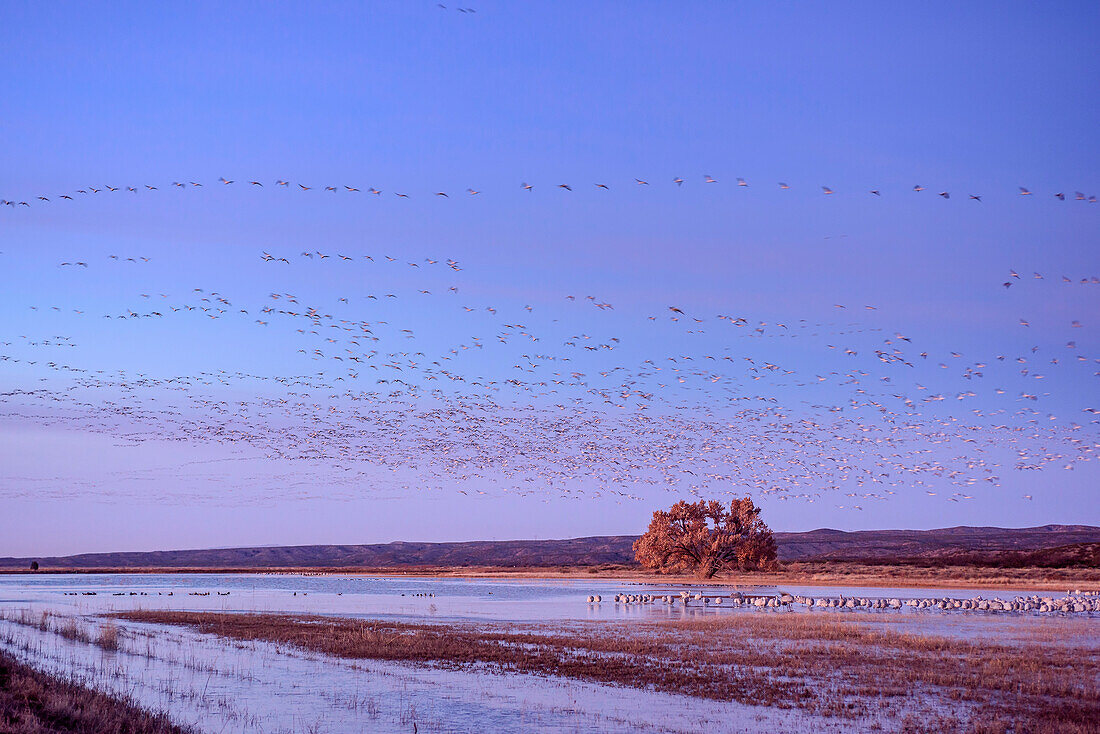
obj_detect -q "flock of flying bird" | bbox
[2,175,1098,210]
[1,179,1097,510]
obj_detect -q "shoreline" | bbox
[3,563,1097,592]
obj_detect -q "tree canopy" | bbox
[633,497,777,578]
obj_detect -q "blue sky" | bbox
[1,1,1098,556]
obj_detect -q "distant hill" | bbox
[772,524,1100,562]
[892,542,1100,569]
[0,536,639,570]
[2,525,1098,570]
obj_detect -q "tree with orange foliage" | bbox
[633,497,777,578]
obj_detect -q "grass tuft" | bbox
[95,623,120,652]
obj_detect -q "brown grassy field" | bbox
[0,648,189,734]
[118,609,1100,733]
[725,560,1100,591]
[354,561,1100,591]
[7,561,1097,591]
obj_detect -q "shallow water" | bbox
[1,573,1094,733]
[0,612,862,734]
[0,572,1057,623]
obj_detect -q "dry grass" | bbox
[117,610,1100,732]
[770,561,1100,590]
[354,562,1100,591]
[94,625,119,652]
[4,562,1096,590]
[53,620,89,645]
[0,648,190,733]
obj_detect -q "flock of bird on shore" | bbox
[1,175,1097,507]
[594,589,1100,615]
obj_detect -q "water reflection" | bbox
[0,572,1045,623]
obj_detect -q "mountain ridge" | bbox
[3,524,1098,569]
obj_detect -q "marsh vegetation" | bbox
[118,609,1100,733]
[0,647,189,734]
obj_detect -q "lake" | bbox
[0,571,1054,623]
